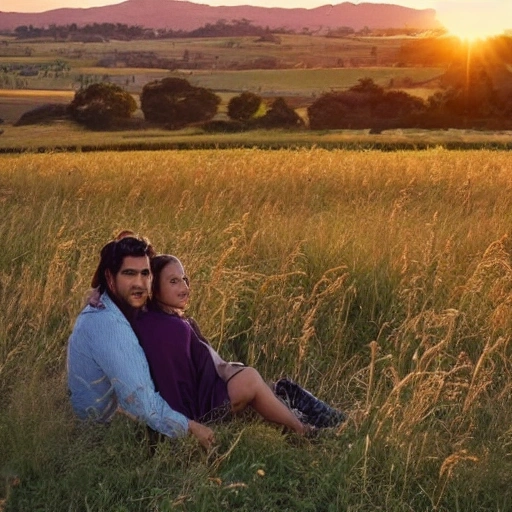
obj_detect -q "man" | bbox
[67,234,215,449]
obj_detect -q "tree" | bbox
[307,92,350,130]
[307,78,426,130]
[257,97,304,129]
[373,90,426,118]
[68,82,136,129]
[227,91,261,121]
[349,77,384,97]
[140,77,220,129]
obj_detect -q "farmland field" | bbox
[1,148,512,511]
[178,67,443,96]
[0,34,414,70]
[0,89,74,124]
[2,119,512,152]
[0,32,446,128]
[0,65,443,123]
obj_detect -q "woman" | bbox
[134,254,345,448]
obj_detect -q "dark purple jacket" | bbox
[134,309,229,421]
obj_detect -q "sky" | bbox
[1,0,511,40]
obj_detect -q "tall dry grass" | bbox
[1,148,512,510]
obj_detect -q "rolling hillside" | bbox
[0,0,441,32]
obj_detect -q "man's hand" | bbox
[188,420,216,450]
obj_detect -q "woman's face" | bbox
[156,260,190,311]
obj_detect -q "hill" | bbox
[0,0,441,33]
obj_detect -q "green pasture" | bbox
[0,33,445,128]
[179,67,443,96]
[2,148,512,511]
[0,65,442,127]
[1,119,512,152]
[0,33,406,64]
[0,63,443,127]
[0,62,443,125]
[0,64,443,96]
[0,90,74,124]
[0,33,444,96]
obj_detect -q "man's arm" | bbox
[87,313,189,437]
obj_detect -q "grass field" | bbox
[0,34,410,68]
[179,67,443,96]
[0,32,448,134]
[2,120,512,152]
[0,63,444,97]
[0,63,443,122]
[0,32,444,97]
[2,148,512,511]
[0,89,75,124]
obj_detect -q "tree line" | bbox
[16,73,512,132]
[306,78,509,131]
[9,19,412,42]
[64,78,303,131]
[14,77,304,130]
[11,20,297,41]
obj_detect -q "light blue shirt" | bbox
[67,292,189,437]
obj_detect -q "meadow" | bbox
[0,32,444,127]
[0,34,413,75]
[1,148,512,511]
[0,65,442,125]
[2,121,512,153]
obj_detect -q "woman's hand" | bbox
[188,420,216,450]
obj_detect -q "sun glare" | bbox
[436,2,511,42]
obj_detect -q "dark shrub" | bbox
[140,77,220,129]
[68,82,136,130]
[308,92,351,130]
[14,103,70,126]
[257,97,305,129]
[227,92,261,121]
[202,119,248,133]
[373,90,426,118]
[308,78,426,130]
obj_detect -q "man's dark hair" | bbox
[91,235,154,293]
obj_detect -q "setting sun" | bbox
[436,1,512,41]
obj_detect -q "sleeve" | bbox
[188,319,246,383]
[188,323,214,376]
[88,314,189,438]
[187,317,210,345]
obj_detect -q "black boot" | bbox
[274,378,347,429]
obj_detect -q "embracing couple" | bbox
[67,232,346,450]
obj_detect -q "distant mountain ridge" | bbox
[0,0,441,33]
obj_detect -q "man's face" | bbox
[107,255,151,309]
